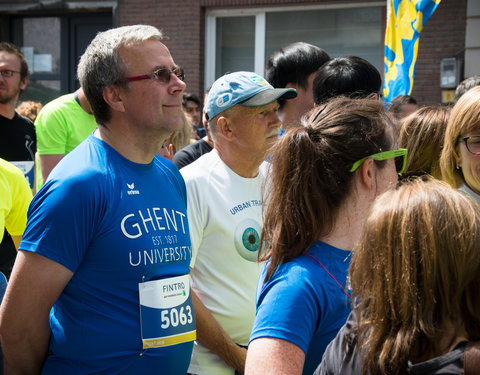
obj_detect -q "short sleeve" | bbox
[20,171,105,272]
[35,101,69,155]
[249,266,320,353]
[0,160,32,237]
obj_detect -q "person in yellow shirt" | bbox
[0,158,32,249]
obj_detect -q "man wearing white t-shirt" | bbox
[181,71,296,375]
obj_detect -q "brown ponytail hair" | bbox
[260,96,394,281]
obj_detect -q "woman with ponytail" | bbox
[245,97,404,375]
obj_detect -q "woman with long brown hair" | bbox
[245,97,403,375]
[316,178,480,374]
[398,105,450,179]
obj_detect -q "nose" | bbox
[268,109,281,127]
[168,72,186,94]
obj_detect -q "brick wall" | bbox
[119,0,204,96]
[117,0,389,99]
[412,0,467,105]
[1,0,467,104]
[117,0,466,105]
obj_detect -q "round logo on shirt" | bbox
[234,218,261,262]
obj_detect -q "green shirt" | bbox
[35,93,97,189]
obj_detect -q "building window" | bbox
[206,3,384,88]
[216,16,255,77]
[12,17,62,103]
[9,12,112,105]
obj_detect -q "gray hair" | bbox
[454,75,480,103]
[77,25,163,125]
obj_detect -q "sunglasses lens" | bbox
[154,68,172,84]
[154,67,184,83]
[394,155,404,173]
[173,67,185,81]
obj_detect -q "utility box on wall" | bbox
[440,57,460,88]
[440,57,461,104]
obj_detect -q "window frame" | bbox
[205,2,385,90]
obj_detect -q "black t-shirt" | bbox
[174,138,213,169]
[0,112,36,278]
[0,112,36,161]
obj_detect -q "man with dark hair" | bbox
[387,95,419,121]
[182,71,296,374]
[454,75,480,102]
[0,41,35,172]
[0,42,35,278]
[313,56,382,106]
[183,92,204,138]
[266,42,330,130]
[0,25,195,374]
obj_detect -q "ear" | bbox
[285,82,296,89]
[216,116,234,141]
[102,85,126,113]
[19,75,29,91]
[358,158,376,191]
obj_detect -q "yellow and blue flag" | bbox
[383,0,441,103]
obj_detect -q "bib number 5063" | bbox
[161,305,193,329]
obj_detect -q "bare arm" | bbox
[0,251,73,374]
[11,235,22,250]
[245,337,305,375]
[39,154,64,183]
[192,290,247,373]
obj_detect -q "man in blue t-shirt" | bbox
[0,25,195,374]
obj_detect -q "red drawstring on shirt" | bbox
[305,252,356,306]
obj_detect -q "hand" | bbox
[158,143,175,162]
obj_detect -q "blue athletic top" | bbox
[21,135,194,374]
[249,241,352,375]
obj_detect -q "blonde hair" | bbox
[440,86,480,187]
[398,106,449,179]
[16,101,43,122]
[166,111,192,153]
[351,178,480,374]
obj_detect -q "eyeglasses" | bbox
[126,66,184,84]
[0,70,21,78]
[350,148,408,174]
[458,136,480,155]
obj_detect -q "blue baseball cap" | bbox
[205,71,297,120]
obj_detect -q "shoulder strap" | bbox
[464,341,480,375]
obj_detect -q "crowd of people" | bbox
[0,24,480,374]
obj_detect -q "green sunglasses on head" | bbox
[349,148,408,174]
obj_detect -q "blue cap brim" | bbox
[239,88,297,107]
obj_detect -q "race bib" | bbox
[10,161,34,189]
[139,274,196,349]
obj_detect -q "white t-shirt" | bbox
[181,150,266,375]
